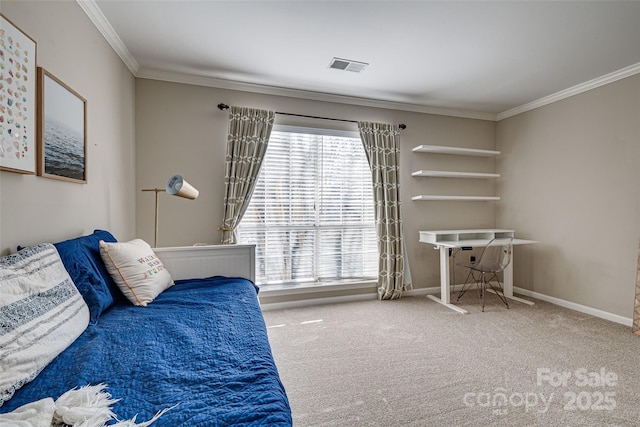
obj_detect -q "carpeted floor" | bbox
[263,291,640,426]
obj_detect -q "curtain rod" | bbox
[217,103,406,130]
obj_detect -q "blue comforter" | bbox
[1,277,292,426]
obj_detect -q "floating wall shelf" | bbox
[412,195,500,201]
[412,144,500,201]
[411,170,500,179]
[412,145,500,157]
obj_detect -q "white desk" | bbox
[419,229,537,314]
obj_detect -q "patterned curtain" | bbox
[358,121,411,300]
[220,106,275,244]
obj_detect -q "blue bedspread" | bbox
[1,277,292,426]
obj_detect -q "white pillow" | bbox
[0,244,90,407]
[99,239,174,306]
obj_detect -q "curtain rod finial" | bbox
[218,103,230,111]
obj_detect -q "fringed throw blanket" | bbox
[0,384,174,427]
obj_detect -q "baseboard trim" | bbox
[259,280,376,297]
[260,293,378,311]
[260,284,634,327]
[513,287,633,327]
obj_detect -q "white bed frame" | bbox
[154,244,255,282]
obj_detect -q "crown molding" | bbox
[79,0,640,123]
[76,0,139,75]
[77,0,495,121]
[136,68,498,121]
[497,62,640,120]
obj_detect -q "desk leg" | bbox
[426,246,468,314]
[440,246,450,304]
[503,260,514,297]
[488,253,535,306]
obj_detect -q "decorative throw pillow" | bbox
[0,243,90,407]
[54,230,121,324]
[99,239,174,306]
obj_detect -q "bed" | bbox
[0,230,292,426]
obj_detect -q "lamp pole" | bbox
[141,188,165,247]
[142,175,198,248]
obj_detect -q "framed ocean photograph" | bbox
[0,14,37,174]
[37,67,87,183]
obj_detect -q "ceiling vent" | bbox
[328,57,368,73]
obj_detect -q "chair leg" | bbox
[486,273,509,309]
[459,269,509,313]
[481,273,486,312]
[457,270,476,301]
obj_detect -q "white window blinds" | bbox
[237,126,378,286]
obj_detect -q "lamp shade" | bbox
[166,175,199,200]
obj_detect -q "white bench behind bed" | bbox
[154,244,256,282]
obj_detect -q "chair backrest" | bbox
[474,237,513,273]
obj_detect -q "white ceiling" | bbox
[87,0,640,120]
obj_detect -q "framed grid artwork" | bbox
[0,14,37,174]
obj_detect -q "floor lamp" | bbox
[142,175,199,247]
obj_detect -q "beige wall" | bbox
[135,79,497,290]
[5,1,637,320]
[497,75,640,318]
[0,1,136,255]
[4,1,636,318]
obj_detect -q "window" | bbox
[237,125,378,286]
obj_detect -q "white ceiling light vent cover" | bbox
[328,57,368,73]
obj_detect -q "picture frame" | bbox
[37,67,87,183]
[0,14,38,174]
